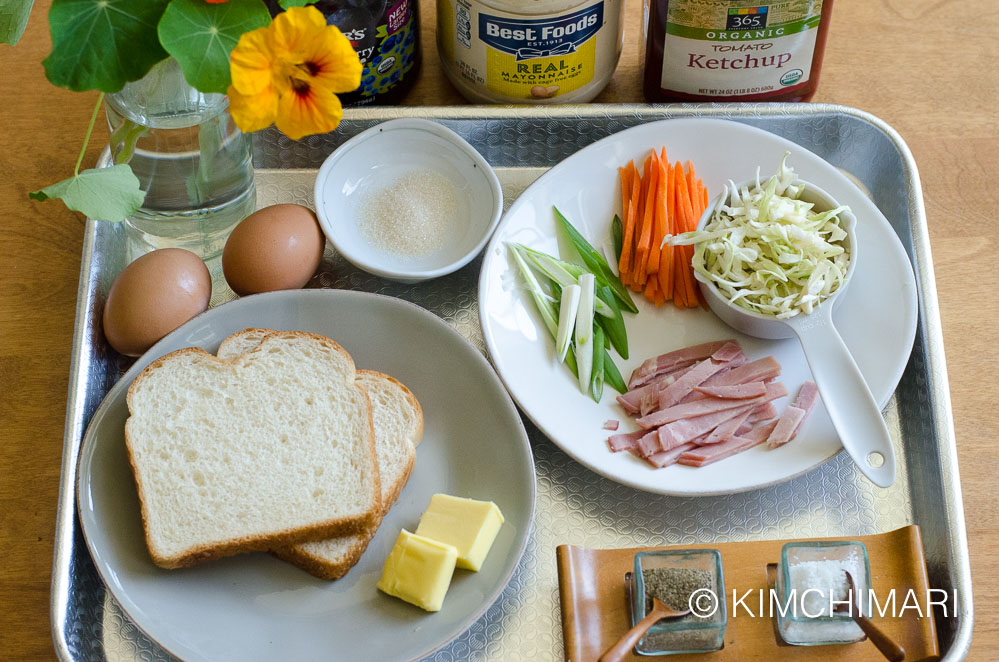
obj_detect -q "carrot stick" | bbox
[618,162,635,284]
[690,178,703,225]
[672,162,690,304]
[615,153,710,311]
[659,159,672,299]
[667,163,676,298]
[686,161,697,207]
[672,246,689,308]
[630,157,651,290]
[628,163,644,291]
[671,164,693,306]
[644,274,657,302]
[677,168,702,306]
[653,274,666,306]
[657,240,672,302]
[634,154,658,287]
[647,151,667,276]
[685,244,699,306]
[675,161,695,232]
[656,151,673,301]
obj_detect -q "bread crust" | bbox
[125,333,381,569]
[270,530,377,580]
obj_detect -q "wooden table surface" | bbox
[1,0,995,659]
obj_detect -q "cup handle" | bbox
[790,306,896,488]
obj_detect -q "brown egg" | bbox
[102,248,211,357]
[222,204,326,296]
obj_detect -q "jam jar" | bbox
[269,0,421,106]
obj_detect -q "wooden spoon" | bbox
[598,597,691,662]
[834,570,905,662]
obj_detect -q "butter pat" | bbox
[377,529,457,612]
[415,494,504,571]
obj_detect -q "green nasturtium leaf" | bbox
[29,165,145,222]
[279,0,315,8]
[0,0,34,46]
[158,0,271,95]
[43,0,170,92]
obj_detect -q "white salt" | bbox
[358,171,459,257]
[780,547,867,644]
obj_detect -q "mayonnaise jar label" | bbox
[438,0,622,102]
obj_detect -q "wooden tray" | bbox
[557,525,939,661]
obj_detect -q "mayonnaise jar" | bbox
[437,0,624,103]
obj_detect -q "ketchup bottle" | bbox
[643,0,835,102]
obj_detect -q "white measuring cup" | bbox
[693,180,895,488]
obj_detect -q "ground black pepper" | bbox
[642,567,712,616]
[637,565,722,652]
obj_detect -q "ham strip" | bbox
[766,381,819,448]
[658,403,758,449]
[628,340,729,389]
[700,356,781,388]
[637,430,663,458]
[637,382,788,429]
[766,406,806,449]
[749,402,777,422]
[656,358,730,409]
[703,408,754,445]
[616,363,699,414]
[645,442,698,468]
[790,381,819,437]
[678,420,779,467]
[711,340,744,363]
[607,429,645,452]
[607,340,820,471]
[639,391,660,417]
[695,381,767,400]
[677,357,779,405]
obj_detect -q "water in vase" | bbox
[106,58,256,263]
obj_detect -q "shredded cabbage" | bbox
[669,153,851,320]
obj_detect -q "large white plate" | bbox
[77,289,535,662]
[478,118,917,496]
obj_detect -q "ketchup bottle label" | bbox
[658,1,823,97]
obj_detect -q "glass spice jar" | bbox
[776,540,872,646]
[631,549,727,655]
[642,0,835,102]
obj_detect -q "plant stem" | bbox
[74,93,105,177]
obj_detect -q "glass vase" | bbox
[106,58,256,265]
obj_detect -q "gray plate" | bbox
[53,104,972,661]
[76,289,535,662]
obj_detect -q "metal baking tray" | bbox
[52,104,972,661]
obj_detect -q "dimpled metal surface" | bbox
[53,105,970,661]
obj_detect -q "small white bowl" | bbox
[314,118,503,283]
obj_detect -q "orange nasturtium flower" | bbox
[227,6,362,140]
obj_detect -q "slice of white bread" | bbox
[125,332,380,569]
[217,329,424,579]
